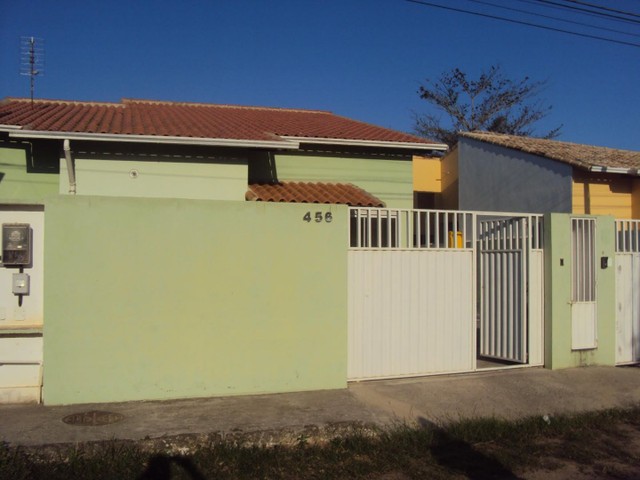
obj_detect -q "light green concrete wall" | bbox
[276,153,413,208]
[0,145,58,203]
[544,213,617,369]
[60,157,248,201]
[43,196,347,405]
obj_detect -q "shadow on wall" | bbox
[417,417,521,480]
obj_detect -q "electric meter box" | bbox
[2,224,32,267]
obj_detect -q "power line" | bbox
[559,0,640,19]
[465,0,640,38]
[404,0,640,48]
[529,0,640,25]
[515,0,628,24]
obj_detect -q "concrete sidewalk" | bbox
[1,366,639,447]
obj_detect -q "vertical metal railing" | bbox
[349,208,543,251]
[478,216,533,363]
[615,219,640,253]
[349,207,474,250]
[572,218,596,302]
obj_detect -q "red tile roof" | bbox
[460,132,640,171]
[0,98,440,148]
[246,182,385,207]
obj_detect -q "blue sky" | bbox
[1,0,639,150]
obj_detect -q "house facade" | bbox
[0,98,446,404]
[414,131,640,217]
[1,100,637,406]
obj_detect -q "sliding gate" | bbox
[348,208,544,380]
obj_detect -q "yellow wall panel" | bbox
[440,149,459,210]
[572,171,634,219]
[412,155,442,192]
[632,179,640,219]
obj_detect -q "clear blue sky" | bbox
[1,0,639,150]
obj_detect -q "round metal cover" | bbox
[62,410,124,426]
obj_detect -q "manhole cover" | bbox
[62,410,125,426]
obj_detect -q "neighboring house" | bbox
[413,131,640,217]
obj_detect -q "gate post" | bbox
[544,213,617,369]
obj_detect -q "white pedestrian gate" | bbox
[615,220,640,365]
[348,208,544,380]
[571,218,597,350]
[478,218,527,363]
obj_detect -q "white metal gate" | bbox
[348,208,544,380]
[477,215,544,365]
[348,209,475,379]
[615,220,640,364]
[478,217,527,363]
[571,218,597,350]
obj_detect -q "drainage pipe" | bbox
[63,139,76,194]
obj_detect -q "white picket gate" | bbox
[615,220,640,365]
[348,208,544,380]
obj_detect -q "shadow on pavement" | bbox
[137,454,207,480]
[418,416,521,480]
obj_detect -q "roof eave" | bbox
[281,136,448,151]
[3,129,301,150]
[589,165,640,176]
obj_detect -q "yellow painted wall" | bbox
[412,155,442,193]
[440,148,459,210]
[572,171,635,219]
[632,179,640,219]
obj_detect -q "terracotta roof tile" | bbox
[460,131,640,171]
[246,182,385,207]
[0,98,440,148]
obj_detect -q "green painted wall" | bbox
[43,196,347,405]
[276,153,413,208]
[60,157,248,201]
[544,213,617,369]
[0,145,58,203]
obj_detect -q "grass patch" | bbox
[2,406,640,479]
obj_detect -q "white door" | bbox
[478,217,528,364]
[571,218,597,350]
[615,253,640,364]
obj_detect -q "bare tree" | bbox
[415,65,561,147]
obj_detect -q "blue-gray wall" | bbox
[458,138,573,213]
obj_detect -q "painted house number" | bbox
[303,211,333,223]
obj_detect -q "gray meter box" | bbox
[12,273,30,295]
[2,224,31,266]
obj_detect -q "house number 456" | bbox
[303,211,333,223]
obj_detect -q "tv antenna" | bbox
[20,36,45,104]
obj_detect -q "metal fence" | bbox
[349,207,544,251]
[616,219,640,253]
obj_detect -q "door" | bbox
[571,218,597,350]
[478,217,528,364]
[615,253,640,364]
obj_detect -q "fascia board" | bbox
[281,136,448,151]
[589,165,640,176]
[5,130,300,150]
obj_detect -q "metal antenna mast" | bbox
[20,36,45,104]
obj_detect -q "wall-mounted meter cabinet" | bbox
[2,224,32,267]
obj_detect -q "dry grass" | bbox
[1,406,640,479]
